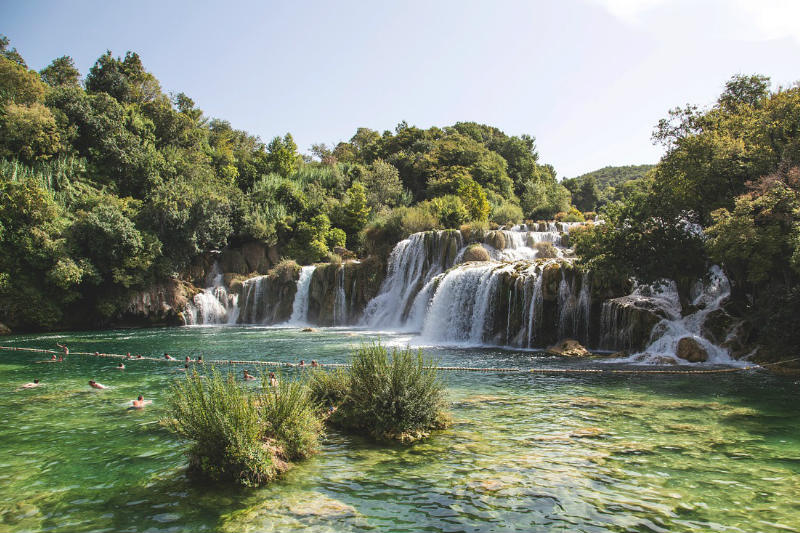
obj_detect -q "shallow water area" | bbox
[1,326,799,532]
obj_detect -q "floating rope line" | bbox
[3,345,798,374]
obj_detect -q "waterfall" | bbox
[632,266,737,363]
[557,270,575,340]
[575,273,591,345]
[238,275,268,324]
[419,263,509,344]
[526,266,544,347]
[333,266,347,326]
[184,262,238,325]
[288,266,316,325]
[361,230,462,328]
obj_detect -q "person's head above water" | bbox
[138,395,143,401]
[33,379,39,384]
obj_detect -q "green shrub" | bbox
[257,374,323,461]
[165,368,276,487]
[312,343,450,443]
[490,201,524,225]
[308,367,351,409]
[164,368,322,487]
[560,206,585,223]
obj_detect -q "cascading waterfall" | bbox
[333,266,347,326]
[288,265,316,325]
[526,266,544,347]
[238,275,268,324]
[184,262,238,325]
[361,231,462,328]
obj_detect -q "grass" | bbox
[164,368,322,487]
[309,343,450,443]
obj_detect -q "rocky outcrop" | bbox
[547,339,591,357]
[676,337,709,362]
[237,262,301,324]
[188,242,281,285]
[483,230,506,250]
[0,322,10,335]
[599,294,673,352]
[307,257,385,326]
[120,279,196,326]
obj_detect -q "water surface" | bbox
[0,326,798,532]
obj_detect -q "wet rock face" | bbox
[599,295,670,352]
[483,231,506,251]
[676,337,709,363]
[307,257,386,326]
[547,339,592,357]
[0,322,10,335]
[189,242,282,284]
[119,279,194,327]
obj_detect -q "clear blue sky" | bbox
[4,0,799,177]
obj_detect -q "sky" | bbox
[3,0,800,178]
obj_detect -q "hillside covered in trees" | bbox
[562,164,654,211]
[0,37,580,331]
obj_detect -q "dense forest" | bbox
[573,74,800,357]
[0,37,577,331]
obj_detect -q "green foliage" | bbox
[40,56,81,88]
[490,201,523,225]
[0,56,46,105]
[429,195,469,229]
[165,368,322,487]
[521,178,571,220]
[0,102,60,162]
[337,182,371,245]
[309,343,449,442]
[562,165,654,208]
[257,373,323,461]
[266,133,299,177]
[559,206,585,223]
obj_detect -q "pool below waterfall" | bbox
[1,326,798,532]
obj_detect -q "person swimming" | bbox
[131,395,151,409]
[299,360,305,367]
[311,360,319,368]
[18,379,40,390]
[136,354,143,359]
[196,355,203,362]
[116,362,125,370]
[243,370,256,381]
[185,356,190,362]
[126,352,131,359]
[269,371,278,387]
[56,343,69,357]
[88,380,107,390]
[178,363,189,372]
[164,353,175,361]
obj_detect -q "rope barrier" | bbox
[4,344,798,375]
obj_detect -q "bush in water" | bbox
[165,368,322,487]
[309,343,450,443]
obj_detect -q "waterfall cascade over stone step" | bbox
[183,262,238,325]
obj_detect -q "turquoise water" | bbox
[0,326,798,532]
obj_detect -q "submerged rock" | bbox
[301,327,316,332]
[0,322,10,335]
[547,339,591,357]
[676,337,708,363]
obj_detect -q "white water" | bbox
[184,263,238,325]
[614,266,742,365]
[287,265,316,325]
[333,266,348,326]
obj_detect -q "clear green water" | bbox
[0,326,798,532]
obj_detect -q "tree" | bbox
[40,56,81,87]
[266,133,299,176]
[0,56,46,104]
[574,175,599,212]
[361,159,403,209]
[337,182,371,245]
[0,102,60,161]
[718,74,770,110]
[0,35,26,67]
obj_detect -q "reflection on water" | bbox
[0,326,798,532]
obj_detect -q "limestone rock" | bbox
[676,337,708,363]
[241,241,271,273]
[301,327,316,332]
[547,339,591,357]
[220,248,248,275]
[0,322,10,335]
[462,244,490,262]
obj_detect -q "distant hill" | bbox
[562,164,655,211]
[567,164,655,188]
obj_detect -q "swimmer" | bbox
[18,379,40,390]
[126,352,131,359]
[299,360,305,367]
[136,354,143,359]
[116,362,125,370]
[36,355,58,364]
[164,353,175,361]
[196,355,203,362]
[88,380,107,390]
[178,363,189,372]
[94,351,100,357]
[243,370,256,381]
[311,360,319,368]
[56,343,69,357]
[131,395,151,409]
[269,371,278,387]
[185,356,190,362]
[50,354,57,361]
